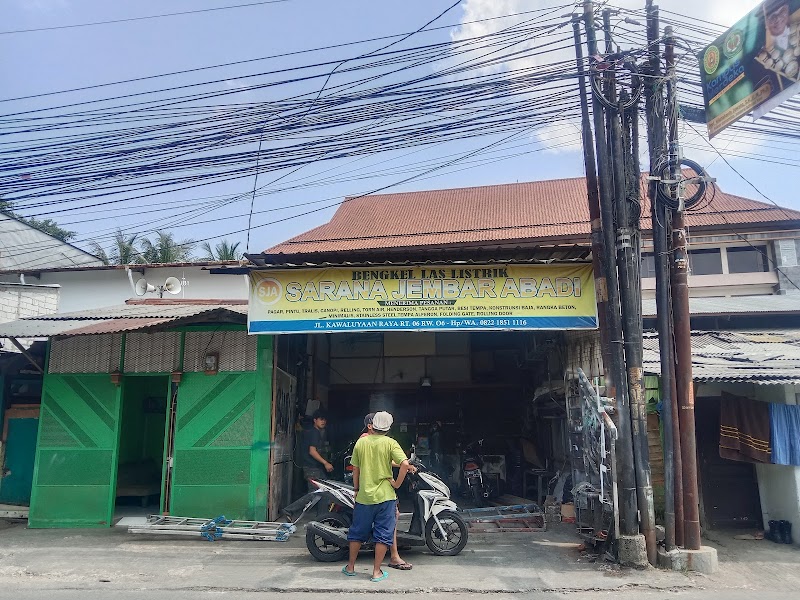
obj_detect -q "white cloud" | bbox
[17,0,70,14]
[450,1,774,157]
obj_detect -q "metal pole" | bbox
[644,0,677,552]
[665,26,702,551]
[584,1,639,538]
[571,18,613,381]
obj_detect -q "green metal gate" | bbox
[169,370,270,520]
[28,374,122,528]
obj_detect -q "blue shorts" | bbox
[347,500,396,546]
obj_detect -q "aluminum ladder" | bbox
[127,515,297,542]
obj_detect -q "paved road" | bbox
[1,591,798,600]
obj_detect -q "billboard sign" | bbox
[248,263,597,334]
[699,0,800,138]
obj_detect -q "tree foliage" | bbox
[200,240,242,261]
[139,230,195,264]
[89,230,140,265]
[1,200,77,242]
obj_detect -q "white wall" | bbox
[757,384,800,545]
[0,282,60,350]
[0,266,246,313]
[0,283,59,322]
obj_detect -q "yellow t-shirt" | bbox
[350,434,407,505]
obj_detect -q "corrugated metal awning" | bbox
[643,329,800,385]
[642,295,800,317]
[0,302,248,338]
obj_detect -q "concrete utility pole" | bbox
[643,0,680,552]
[581,1,646,566]
[571,18,612,383]
[609,58,657,569]
[664,26,702,552]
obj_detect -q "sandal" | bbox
[370,570,389,582]
[387,562,413,570]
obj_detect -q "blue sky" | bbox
[2,0,791,257]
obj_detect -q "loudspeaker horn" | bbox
[164,276,182,295]
[135,278,156,297]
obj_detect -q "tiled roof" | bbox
[266,173,800,256]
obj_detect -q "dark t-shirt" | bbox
[303,426,330,468]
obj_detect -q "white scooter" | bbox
[301,452,468,561]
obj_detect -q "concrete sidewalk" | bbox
[0,519,796,595]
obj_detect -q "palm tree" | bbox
[200,240,242,261]
[139,230,195,264]
[89,229,141,265]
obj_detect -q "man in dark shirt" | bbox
[303,409,333,491]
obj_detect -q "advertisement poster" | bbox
[248,263,597,334]
[699,0,800,138]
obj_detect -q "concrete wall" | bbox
[774,239,800,295]
[0,266,246,313]
[756,383,800,545]
[640,238,800,299]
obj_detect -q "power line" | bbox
[0,0,293,36]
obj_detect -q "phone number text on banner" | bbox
[248,264,597,334]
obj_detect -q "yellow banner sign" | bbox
[248,263,597,334]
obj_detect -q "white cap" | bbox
[372,411,393,432]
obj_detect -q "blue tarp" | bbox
[770,403,800,466]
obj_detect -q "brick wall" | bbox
[0,283,59,351]
[0,283,59,323]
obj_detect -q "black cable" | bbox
[0,0,293,36]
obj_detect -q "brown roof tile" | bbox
[266,173,800,256]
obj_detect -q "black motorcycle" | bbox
[461,438,494,507]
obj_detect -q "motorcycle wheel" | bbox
[424,510,469,556]
[306,511,351,562]
[470,483,486,508]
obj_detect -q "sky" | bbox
[1,0,793,258]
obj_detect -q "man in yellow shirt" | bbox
[342,411,410,582]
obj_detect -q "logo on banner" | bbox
[704,45,721,74]
[255,278,282,305]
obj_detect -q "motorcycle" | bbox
[460,438,493,507]
[301,453,468,562]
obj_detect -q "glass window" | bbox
[641,253,656,278]
[689,248,723,275]
[727,246,769,274]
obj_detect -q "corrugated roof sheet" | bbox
[0,302,247,338]
[266,172,800,256]
[642,295,800,317]
[0,213,103,271]
[643,329,800,385]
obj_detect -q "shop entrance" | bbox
[304,330,567,507]
[115,375,168,516]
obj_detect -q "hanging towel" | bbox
[770,403,800,466]
[719,392,771,463]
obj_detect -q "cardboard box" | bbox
[560,502,576,519]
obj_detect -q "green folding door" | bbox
[168,368,271,520]
[28,374,122,528]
